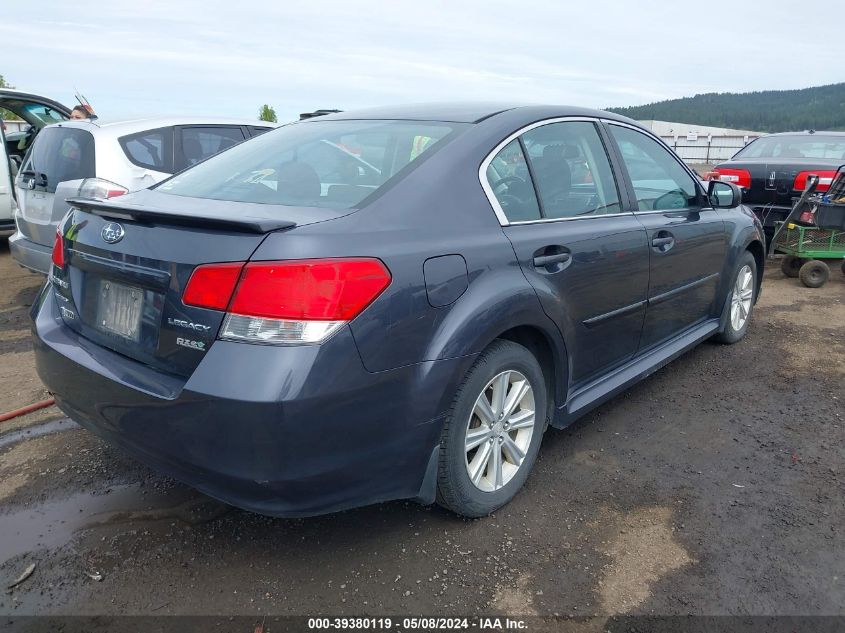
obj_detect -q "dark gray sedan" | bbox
[32,103,764,518]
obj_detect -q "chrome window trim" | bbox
[479,116,624,227]
[506,211,634,226]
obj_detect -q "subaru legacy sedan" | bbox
[32,104,764,518]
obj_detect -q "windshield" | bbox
[734,134,845,160]
[157,119,466,209]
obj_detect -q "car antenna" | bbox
[74,87,98,121]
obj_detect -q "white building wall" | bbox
[638,120,763,164]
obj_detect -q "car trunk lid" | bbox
[50,190,348,377]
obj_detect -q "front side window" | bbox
[119,127,174,172]
[157,120,464,209]
[609,125,699,211]
[485,139,541,222]
[522,121,620,218]
[24,126,95,193]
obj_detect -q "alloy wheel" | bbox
[730,264,754,331]
[464,370,536,492]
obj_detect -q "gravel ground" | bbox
[0,236,843,619]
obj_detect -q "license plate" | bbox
[96,280,143,341]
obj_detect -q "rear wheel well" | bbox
[496,326,560,427]
[746,240,765,300]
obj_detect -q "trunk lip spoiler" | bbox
[65,197,297,234]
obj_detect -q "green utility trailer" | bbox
[775,223,845,288]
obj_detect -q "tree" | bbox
[258,104,277,123]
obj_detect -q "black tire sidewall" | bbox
[780,256,802,278]
[436,340,547,518]
[717,252,757,344]
[799,260,830,288]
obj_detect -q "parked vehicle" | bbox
[0,89,72,231]
[10,117,276,273]
[32,104,765,518]
[712,131,845,242]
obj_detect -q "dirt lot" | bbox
[0,235,843,619]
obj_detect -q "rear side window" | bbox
[24,126,95,193]
[177,126,246,170]
[119,127,174,173]
[249,126,272,137]
[157,120,466,209]
[485,139,541,222]
[522,121,620,218]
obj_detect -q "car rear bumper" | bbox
[32,285,465,517]
[747,204,792,226]
[9,230,51,274]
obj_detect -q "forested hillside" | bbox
[609,83,845,132]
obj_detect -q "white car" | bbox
[1,89,72,233]
[10,115,276,273]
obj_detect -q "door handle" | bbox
[533,252,572,267]
[651,231,675,252]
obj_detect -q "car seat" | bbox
[183,138,204,166]
[275,161,321,203]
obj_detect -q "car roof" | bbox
[313,102,641,127]
[52,116,279,136]
[756,131,845,137]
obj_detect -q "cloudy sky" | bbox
[4,0,841,122]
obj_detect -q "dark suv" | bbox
[32,104,765,518]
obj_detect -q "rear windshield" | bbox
[24,126,95,193]
[156,119,466,208]
[734,134,845,160]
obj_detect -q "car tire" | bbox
[780,256,803,278]
[713,251,757,345]
[841,260,845,276]
[436,340,547,518]
[799,260,830,288]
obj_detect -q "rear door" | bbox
[485,118,650,387]
[16,126,95,250]
[0,90,71,204]
[605,122,728,351]
[0,124,13,224]
[174,126,247,172]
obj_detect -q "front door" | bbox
[484,119,650,387]
[605,122,728,351]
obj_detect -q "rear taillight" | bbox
[51,231,66,269]
[182,258,391,344]
[793,170,836,192]
[77,178,129,200]
[182,263,245,311]
[714,168,751,189]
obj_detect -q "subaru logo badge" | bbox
[101,222,125,244]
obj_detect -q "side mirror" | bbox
[708,180,742,208]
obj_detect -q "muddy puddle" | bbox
[0,483,228,565]
[0,418,79,450]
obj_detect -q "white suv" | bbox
[10,116,276,273]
